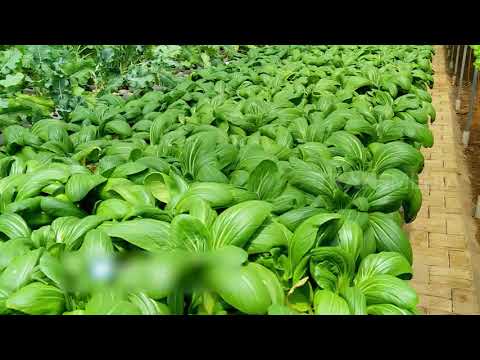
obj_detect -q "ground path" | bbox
[406,45,480,314]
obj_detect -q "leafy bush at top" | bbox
[0,45,435,315]
[0,45,242,122]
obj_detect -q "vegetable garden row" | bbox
[0,45,436,315]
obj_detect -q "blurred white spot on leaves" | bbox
[89,258,114,281]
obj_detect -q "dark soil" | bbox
[447,53,480,245]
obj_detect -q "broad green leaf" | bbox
[367,303,414,315]
[359,225,377,261]
[65,173,107,203]
[156,172,189,209]
[95,198,133,220]
[6,282,65,315]
[337,220,363,262]
[110,162,148,178]
[96,155,126,177]
[210,200,272,249]
[16,166,71,200]
[337,171,377,187]
[99,219,171,252]
[246,160,286,200]
[39,252,67,289]
[136,156,170,173]
[123,205,171,222]
[62,215,106,251]
[128,292,171,315]
[314,290,351,315]
[236,144,277,173]
[150,110,182,145]
[298,142,332,165]
[85,289,141,315]
[268,304,302,315]
[169,214,210,252]
[247,220,291,254]
[277,206,325,231]
[355,252,412,284]
[249,263,285,306]
[356,274,418,310]
[368,212,413,264]
[205,263,272,315]
[79,229,115,258]
[289,213,341,271]
[176,182,233,211]
[51,217,78,243]
[271,185,307,214]
[341,286,368,315]
[403,181,422,223]
[370,141,423,175]
[288,158,337,198]
[188,199,217,229]
[362,169,410,212]
[345,117,376,138]
[393,94,419,112]
[325,131,366,163]
[31,226,55,249]
[0,213,31,239]
[230,187,258,204]
[343,75,371,91]
[103,178,155,207]
[180,132,223,182]
[40,197,87,218]
[145,177,171,203]
[42,183,65,196]
[0,248,43,294]
[0,239,30,271]
[338,208,370,230]
[104,119,132,138]
[230,170,250,187]
[309,246,355,291]
[402,119,434,147]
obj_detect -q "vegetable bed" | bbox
[0,45,436,315]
